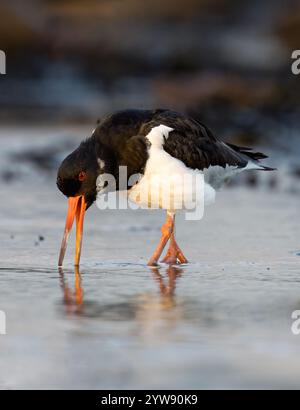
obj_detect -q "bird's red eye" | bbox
[78,171,86,182]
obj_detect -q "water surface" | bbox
[0,130,300,389]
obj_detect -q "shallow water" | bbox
[0,129,300,389]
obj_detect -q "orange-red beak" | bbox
[58,196,86,267]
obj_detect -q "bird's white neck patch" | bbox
[146,124,174,148]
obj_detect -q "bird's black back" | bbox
[91,109,269,177]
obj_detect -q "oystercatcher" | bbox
[57,109,275,267]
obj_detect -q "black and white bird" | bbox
[57,109,275,267]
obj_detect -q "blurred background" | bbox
[0,0,300,176]
[0,0,300,182]
[1,0,300,390]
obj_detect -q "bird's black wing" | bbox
[139,110,253,171]
[95,109,270,174]
[118,134,149,176]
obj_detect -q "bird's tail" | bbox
[256,165,277,171]
[226,143,277,171]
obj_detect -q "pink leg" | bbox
[160,215,188,264]
[147,213,174,266]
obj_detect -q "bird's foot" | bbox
[160,240,188,265]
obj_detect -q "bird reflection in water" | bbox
[134,266,184,341]
[59,266,83,315]
[58,265,184,323]
[150,265,183,308]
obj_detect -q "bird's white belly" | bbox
[128,146,216,212]
[128,124,261,211]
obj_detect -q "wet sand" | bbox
[0,129,300,389]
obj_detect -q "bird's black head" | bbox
[57,137,102,268]
[57,139,98,209]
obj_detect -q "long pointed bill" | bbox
[75,196,86,266]
[58,196,86,267]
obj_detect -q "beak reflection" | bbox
[59,266,83,314]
